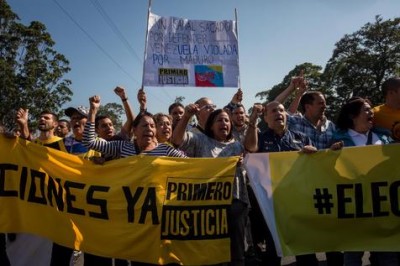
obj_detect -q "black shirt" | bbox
[257,128,313,153]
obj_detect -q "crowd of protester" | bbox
[1,76,400,266]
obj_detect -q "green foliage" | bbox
[97,102,125,132]
[0,0,73,130]
[255,16,400,121]
[255,62,324,106]
[174,96,185,104]
[323,15,400,116]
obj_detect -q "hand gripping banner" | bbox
[244,145,400,256]
[0,135,237,265]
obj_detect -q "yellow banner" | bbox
[0,135,237,265]
[245,144,400,256]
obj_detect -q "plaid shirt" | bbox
[287,114,336,150]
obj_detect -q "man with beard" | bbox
[274,77,343,265]
[224,89,259,263]
[8,109,72,266]
[16,109,64,148]
[290,91,336,150]
[224,88,247,143]
[275,77,336,150]
[12,108,101,265]
[34,111,65,148]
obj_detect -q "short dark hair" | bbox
[263,101,281,115]
[95,115,112,129]
[382,77,400,98]
[336,97,369,130]
[204,109,233,141]
[58,119,70,129]
[40,110,58,121]
[132,111,154,128]
[229,103,245,114]
[299,91,323,113]
[168,102,184,114]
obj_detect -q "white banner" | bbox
[244,153,283,256]
[143,12,239,88]
[244,146,400,256]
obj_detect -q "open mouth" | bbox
[143,132,154,138]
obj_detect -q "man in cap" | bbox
[64,106,100,159]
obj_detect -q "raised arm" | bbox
[287,78,308,114]
[274,70,306,104]
[83,96,120,157]
[171,103,199,147]
[137,88,147,113]
[15,108,31,140]
[244,104,263,152]
[224,88,243,114]
[88,95,101,123]
[114,86,134,138]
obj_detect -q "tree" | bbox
[97,102,125,132]
[255,62,324,106]
[174,96,185,104]
[0,0,73,130]
[252,63,325,130]
[323,16,400,116]
[255,16,400,120]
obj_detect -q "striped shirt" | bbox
[82,122,186,158]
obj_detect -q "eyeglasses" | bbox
[200,104,216,111]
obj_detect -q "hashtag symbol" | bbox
[313,188,334,214]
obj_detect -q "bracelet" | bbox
[122,98,128,102]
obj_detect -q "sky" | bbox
[7,0,400,117]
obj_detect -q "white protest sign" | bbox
[143,12,239,87]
